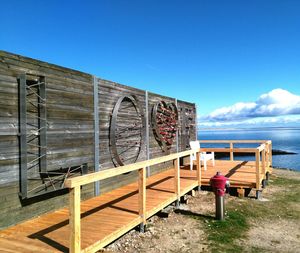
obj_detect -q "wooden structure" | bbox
[0,140,272,253]
[0,50,196,229]
[198,140,273,193]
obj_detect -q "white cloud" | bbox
[199,115,300,128]
[201,89,300,124]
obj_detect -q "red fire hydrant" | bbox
[210,172,230,220]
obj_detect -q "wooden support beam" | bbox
[265,142,269,168]
[138,167,146,226]
[262,148,266,177]
[191,189,196,197]
[269,141,273,168]
[196,152,201,189]
[230,142,234,161]
[69,186,81,253]
[198,140,267,144]
[174,158,180,200]
[237,188,245,198]
[200,148,258,153]
[255,150,260,191]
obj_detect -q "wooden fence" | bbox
[199,139,272,190]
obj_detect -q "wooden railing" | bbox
[65,140,272,253]
[65,149,201,253]
[199,140,272,190]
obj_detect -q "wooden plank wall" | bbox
[96,78,146,192]
[0,51,95,229]
[0,50,196,229]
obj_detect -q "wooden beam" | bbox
[269,141,273,168]
[265,142,269,168]
[196,152,201,187]
[255,150,261,191]
[229,142,234,161]
[174,158,180,200]
[138,167,146,225]
[201,148,257,153]
[237,188,245,198]
[198,140,267,144]
[69,186,81,253]
[262,148,266,177]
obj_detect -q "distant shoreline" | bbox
[215,149,297,159]
[198,127,300,131]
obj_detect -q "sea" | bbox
[198,127,300,171]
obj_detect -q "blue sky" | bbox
[1,0,300,128]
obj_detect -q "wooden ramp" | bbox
[0,160,266,252]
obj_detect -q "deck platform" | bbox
[200,160,266,188]
[0,160,266,252]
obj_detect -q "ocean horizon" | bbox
[197,127,300,171]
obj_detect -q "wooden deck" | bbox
[0,160,267,253]
[201,160,266,188]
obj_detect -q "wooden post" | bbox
[196,152,201,191]
[230,142,234,161]
[255,150,260,191]
[237,188,245,198]
[265,142,269,169]
[262,148,266,177]
[70,186,81,253]
[174,158,180,204]
[138,167,146,230]
[269,141,273,168]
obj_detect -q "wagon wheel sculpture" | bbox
[152,101,178,152]
[110,95,145,166]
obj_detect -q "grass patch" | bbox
[187,170,300,252]
[207,210,248,243]
[271,176,300,187]
[206,210,248,252]
[187,206,250,252]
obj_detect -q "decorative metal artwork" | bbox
[181,107,195,149]
[152,101,178,152]
[30,164,88,197]
[18,74,87,199]
[110,95,145,166]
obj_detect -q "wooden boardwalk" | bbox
[0,160,267,253]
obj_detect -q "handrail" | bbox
[201,148,259,153]
[66,148,201,253]
[199,140,267,144]
[65,149,194,188]
[67,139,272,252]
[198,140,272,192]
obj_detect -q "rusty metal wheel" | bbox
[110,95,145,166]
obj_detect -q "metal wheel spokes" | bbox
[152,101,178,152]
[110,95,145,166]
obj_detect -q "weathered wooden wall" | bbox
[0,50,196,229]
[0,51,95,228]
